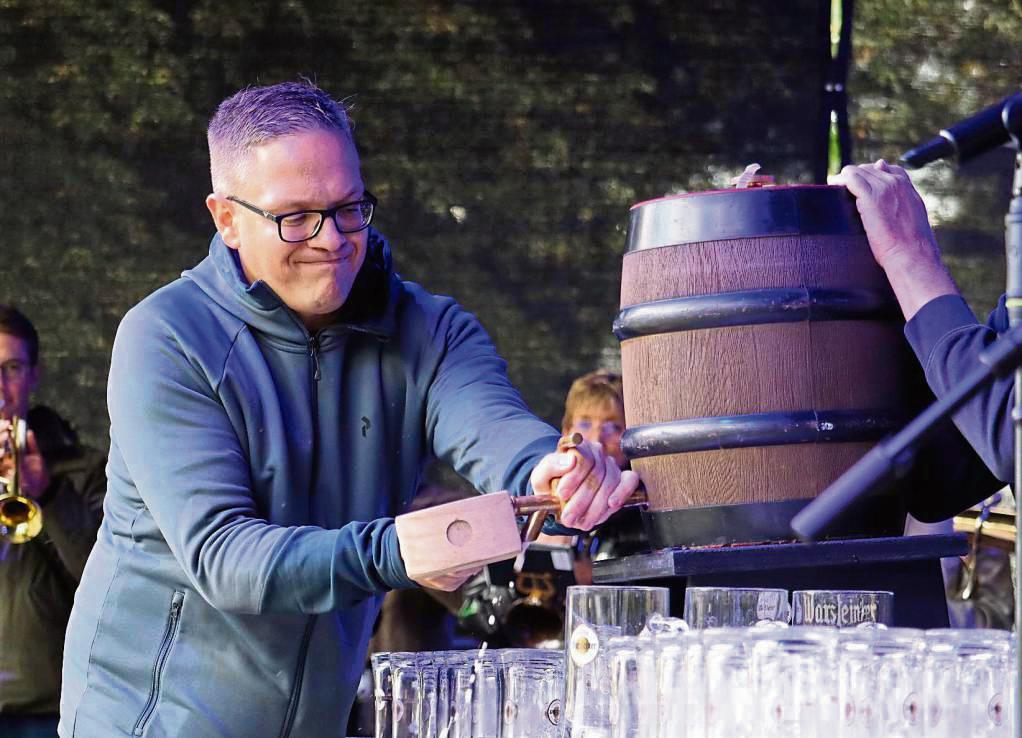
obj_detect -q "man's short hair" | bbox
[0,305,39,366]
[207,80,354,193]
[561,369,624,430]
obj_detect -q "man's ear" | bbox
[205,194,241,249]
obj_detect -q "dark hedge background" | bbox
[1,0,1019,465]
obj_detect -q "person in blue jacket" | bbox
[58,81,638,738]
[831,160,1013,496]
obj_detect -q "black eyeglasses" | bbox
[227,192,377,243]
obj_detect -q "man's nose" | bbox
[311,215,349,250]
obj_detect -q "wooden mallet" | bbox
[394,433,648,579]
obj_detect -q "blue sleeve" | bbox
[109,306,413,616]
[904,294,1014,482]
[420,299,588,535]
[424,300,562,496]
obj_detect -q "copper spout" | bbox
[517,432,648,543]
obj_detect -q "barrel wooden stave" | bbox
[630,443,873,508]
[621,322,908,426]
[620,235,886,306]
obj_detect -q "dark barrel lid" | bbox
[625,185,865,253]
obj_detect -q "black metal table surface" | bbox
[591,533,968,629]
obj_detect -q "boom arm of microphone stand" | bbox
[792,324,1022,541]
[901,91,1022,169]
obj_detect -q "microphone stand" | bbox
[791,95,1022,738]
[790,322,1022,536]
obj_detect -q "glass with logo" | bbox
[791,590,893,628]
[498,648,565,738]
[683,586,790,629]
[564,585,670,738]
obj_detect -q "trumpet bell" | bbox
[0,416,43,544]
[0,493,43,543]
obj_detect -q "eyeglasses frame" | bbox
[226,191,377,243]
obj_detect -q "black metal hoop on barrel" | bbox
[621,409,904,459]
[624,409,907,547]
[613,287,899,340]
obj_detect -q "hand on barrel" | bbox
[830,159,958,319]
[529,438,641,531]
[829,159,939,270]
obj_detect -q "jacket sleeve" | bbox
[108,306,414,616]
[902,294,1011,519]
[422,299,561,496]
[36,449,106,581]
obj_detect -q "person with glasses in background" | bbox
[561,370,647,560]
[562,370,627,469]
[59,80,639,738]
[0,306,105,738]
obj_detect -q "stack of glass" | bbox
[373,647,563,738]
[371,585,1016,738]
[596,625,1015,738]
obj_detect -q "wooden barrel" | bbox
[617,185,911,547]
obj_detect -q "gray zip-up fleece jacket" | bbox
[60,231,560,737]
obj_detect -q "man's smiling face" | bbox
[218,128,369,332]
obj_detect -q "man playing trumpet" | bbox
[0,306,105,738]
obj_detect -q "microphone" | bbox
[901,91,1022,169]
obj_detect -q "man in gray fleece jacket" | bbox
[59,81,638,738]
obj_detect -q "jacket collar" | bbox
[193,230,398,342]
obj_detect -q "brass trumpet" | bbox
[0,416,43,543]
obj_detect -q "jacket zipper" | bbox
[307,330,323,520]
[132,591,185,736]
[308,335,321,382]
[278,331,323,738]
[278,616,318,738]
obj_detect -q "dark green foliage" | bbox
[4,0,1015,460]
[851,0,1021,314]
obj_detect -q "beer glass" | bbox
[564,585,670,738]
[923,629,1012,737]
[702,628,754,738]
[498,648,564,738]
[837,627,925,738]
[683,586,790,628]
[749,627,840,738]
[654,630,703,738]
[455,648,501,738]
[607,635,657,738]
[791,590,893,627]
[390,652,422,738]
[436,650,472,738]
[371,652,392,738]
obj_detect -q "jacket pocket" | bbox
[132,590,184,736]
